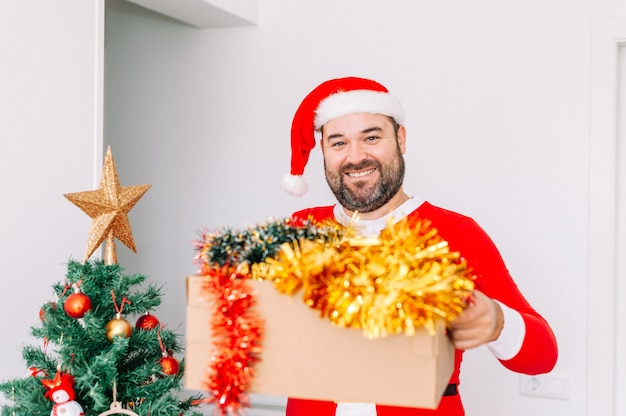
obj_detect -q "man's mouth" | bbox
[346,168,376,178]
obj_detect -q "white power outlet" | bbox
[519,372,571,400]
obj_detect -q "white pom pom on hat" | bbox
[281,76,405,196]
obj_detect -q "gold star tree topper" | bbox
[65,146,151,265]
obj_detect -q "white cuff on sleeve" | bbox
[487,301,526,361]
[336,403,377,416]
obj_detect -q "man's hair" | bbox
[389,117,401,135]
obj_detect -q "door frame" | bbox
[588,16,626,416]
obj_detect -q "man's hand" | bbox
[449,290,504,350]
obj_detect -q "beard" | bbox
[324,144,405,213]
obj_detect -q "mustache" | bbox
[340,159,379,173]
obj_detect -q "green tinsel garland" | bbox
[196,217,345,268]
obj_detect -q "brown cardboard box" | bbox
[185,274,454,409]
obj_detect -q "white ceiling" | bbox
[125,0,258,28]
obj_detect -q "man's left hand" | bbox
[449,290,504,350]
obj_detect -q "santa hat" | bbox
[42,371,76,402]
[281,77,405,196]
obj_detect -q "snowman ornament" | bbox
[42,371,85,416]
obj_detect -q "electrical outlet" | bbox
[519,372,571,400]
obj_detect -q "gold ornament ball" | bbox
[106,316,132,341]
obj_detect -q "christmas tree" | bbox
[0,147,202,416]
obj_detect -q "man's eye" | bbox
[365,136,380,142]
[331,141,346,148]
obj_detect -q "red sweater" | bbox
[286,202,558,416]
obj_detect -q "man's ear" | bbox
[397,125,407,154]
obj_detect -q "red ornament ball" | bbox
[64,293,92,319]
[159,356,179,375]
[106,316,133,341]
[135,313,160,330]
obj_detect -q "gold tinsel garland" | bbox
[251,216,475,339]
[195,215,475,414]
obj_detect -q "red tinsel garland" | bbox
[199,264,264,416]
[194,217,474,413]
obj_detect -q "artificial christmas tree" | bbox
[0,147,201,416]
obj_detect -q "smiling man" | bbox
[322,112,407,219]
[280,77,558,416]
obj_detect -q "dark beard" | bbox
[324,145,405,213]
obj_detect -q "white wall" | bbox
[0,0,102,382]
[103,1,626,415]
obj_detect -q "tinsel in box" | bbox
[187,216,474,411]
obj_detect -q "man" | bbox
[280,77,558,416]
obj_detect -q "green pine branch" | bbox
[198,217,345,267]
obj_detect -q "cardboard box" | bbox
[185,275,454,409]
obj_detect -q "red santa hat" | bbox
[281,76,406,196]
[42,371,77,402]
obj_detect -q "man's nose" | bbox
[346,142,368,164]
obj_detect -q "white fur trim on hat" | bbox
[281,173,309,197]
[314,89,405,130]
